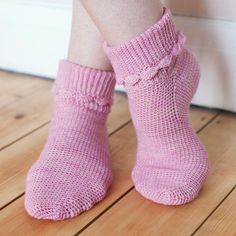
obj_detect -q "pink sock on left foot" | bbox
[104,8,209,205]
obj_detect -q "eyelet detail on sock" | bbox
[52,84,113,113]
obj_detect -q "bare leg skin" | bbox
[81,0,163,45]
[68,0,112,70]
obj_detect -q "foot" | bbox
[104,8,209,205]
[24,60,116,220]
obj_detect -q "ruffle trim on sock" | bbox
[52,83,113,113]
[117,30,186,86]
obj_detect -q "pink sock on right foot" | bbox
[25,60,115,220]
[104,8,209,205]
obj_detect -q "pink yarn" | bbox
[104,8,209,205]
[24,60,116,220]
[115,29,186,86]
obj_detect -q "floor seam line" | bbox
[109,119,132,136]
[0,121,50,151]
[196,111,221,134]
[74,187,134,236]
[191,188,235,235]
[0,193,25,211]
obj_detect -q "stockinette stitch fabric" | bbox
[25,60,116,220]
[104,7,209,205]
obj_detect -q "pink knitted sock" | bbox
[104,8,209,205]
[25,60,116,220]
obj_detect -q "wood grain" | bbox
[195,190,236,236]
[0,108,218,236]
[0,89,52,149]
[189,106,218,131]
[0,72,53,149]
[0,71,51,108]
[107,93,130,133]
[80,112,236,236]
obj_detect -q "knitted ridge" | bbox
[52,83,113,113]
[104,8,179,81]
[115,30,186,85]
[54,59,116,113]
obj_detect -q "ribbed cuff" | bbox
[103,8,180,83]
[53,60,116,113]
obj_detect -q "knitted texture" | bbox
[25,60,116,220]
[104,8,209,205]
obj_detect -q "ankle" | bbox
[53,60,116,113]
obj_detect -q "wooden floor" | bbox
[0,70,235,236]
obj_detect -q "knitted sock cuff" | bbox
[53,60,116,113]
[103,8,186,86]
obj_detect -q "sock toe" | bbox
[25,202,66,220]
[25,180,111,220]
[132,163,209,205]
[134,183,200,205]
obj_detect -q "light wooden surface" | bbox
[0,72,235,236]
[195,190,236,236]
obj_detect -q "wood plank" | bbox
[0,71,51,108]
[107,93,130,133]
[189,106,217,131]
[0,72,53,149]
[195,190,236,236]
[79,112,236,236]
[0,87,52,149]
[0,93,130,208]
[0,108,218,236]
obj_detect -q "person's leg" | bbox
[81,0,163,45]
[25,0,115,220]
[82,1,209,205]
[68,0,112,70]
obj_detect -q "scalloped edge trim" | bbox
[117,30,186,86]
[52,84,113,113]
